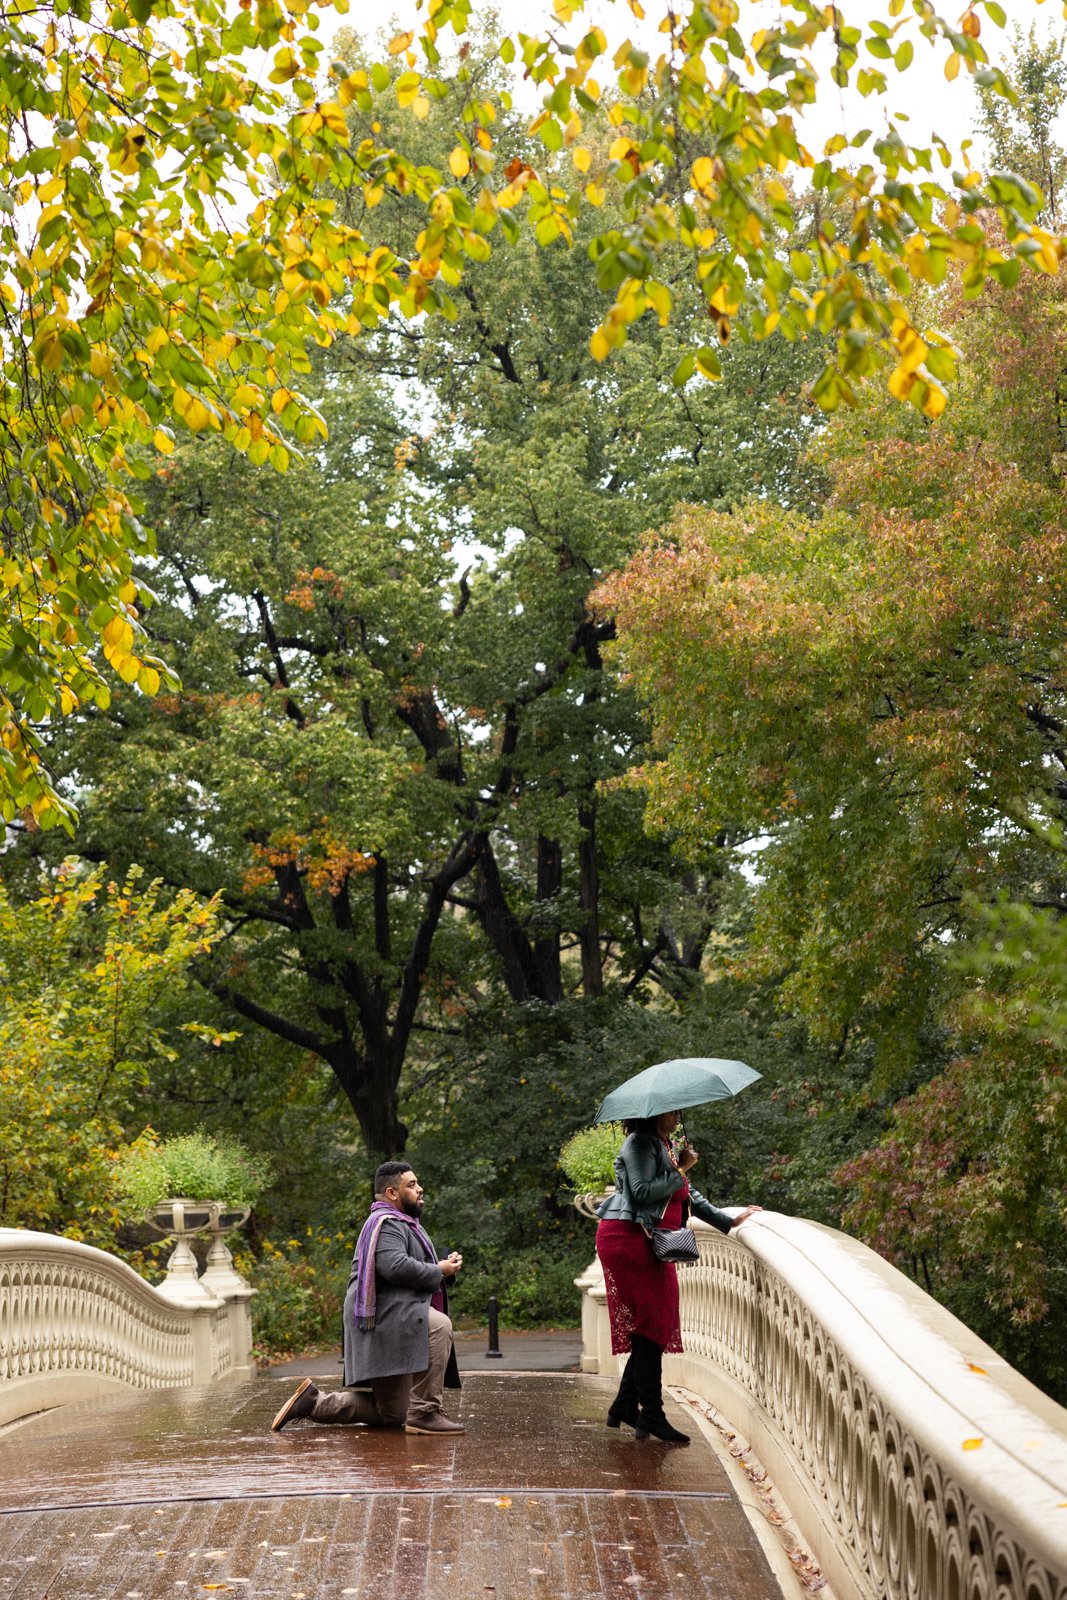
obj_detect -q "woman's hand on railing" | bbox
[729,1205,763,1229]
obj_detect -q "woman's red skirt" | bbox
[596,1189,686,1355]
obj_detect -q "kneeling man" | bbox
[271,1160,464,1437]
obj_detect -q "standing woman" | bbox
[595,1110,760,1444]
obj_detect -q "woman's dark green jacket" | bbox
[595,1129,735,1234]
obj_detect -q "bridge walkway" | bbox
[0,1371,782,1599]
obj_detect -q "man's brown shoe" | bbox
[404,1413,465,1435]
[271,1377,319,1431]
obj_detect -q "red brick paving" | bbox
[0,1374,781,1599]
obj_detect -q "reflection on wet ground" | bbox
[0,1375,782,1598]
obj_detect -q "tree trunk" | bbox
[473,835,537,1001]
[533,833,563,1002]
[339,1045,409,1155]
[577,802,603,996]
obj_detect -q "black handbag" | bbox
[649,1225,700,1265]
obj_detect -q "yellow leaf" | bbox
[609,136,634,162]
[337,68,367,106]
[184,396,213,433]
[153,428,175,454]
[389,30,414,53]
[590,328,611,361]
[449,147,471,178]
[895,327,927,373]
[572,147,592,174]
[586,181,605,206]
[922,379,947,418]
[967,1364,988,1376]
[320,102,350,140]
[962,1437,983,1451]
[888,366,914,403]
[412,95,430,119]
[37,332,65,372]
[945,51,961,81]
[102,615,133,652]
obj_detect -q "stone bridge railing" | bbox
[577,1211,1067,1600]
[0,1229,255,1427]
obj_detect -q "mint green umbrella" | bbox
[595,1056,760,1122]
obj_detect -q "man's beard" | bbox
[400,1196,424,1218]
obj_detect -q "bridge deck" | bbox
[0,1372,781,1599]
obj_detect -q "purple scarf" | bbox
[352,1199,441,1331]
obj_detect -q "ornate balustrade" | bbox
[577,1212,1067,1600]
[0,1229,253,1426]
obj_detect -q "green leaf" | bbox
[672,352,695,386]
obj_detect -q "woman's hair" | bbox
[622,1117,659,1136]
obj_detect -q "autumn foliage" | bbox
[596,255,1067,1371]
[0,0,1065,827]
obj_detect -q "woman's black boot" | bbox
[607,1352,639,1430]
[635,1409,691,1444]
[632,1334,690,1445]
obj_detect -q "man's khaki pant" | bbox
[310,1307,453,1427]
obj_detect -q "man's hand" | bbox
[441,1250,463,1279]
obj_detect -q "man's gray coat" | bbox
[342,1213,461,1388]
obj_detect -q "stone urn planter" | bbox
[146,1197,224,1307]
[115,1133,269,1309]
[572,1186,615,1220]
[200,1203,253,1298]
[570,1190,613,1375]
[559,1126,628,1377]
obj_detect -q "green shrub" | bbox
[453,1247,590,1329]
[239,1228,588,1350]
[114,1131,272,1215]
[237,1228,351,1361]
[558,1123,623,1192]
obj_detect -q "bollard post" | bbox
[486,1294,503,1359]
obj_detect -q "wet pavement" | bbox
[0,1375,782,1598]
